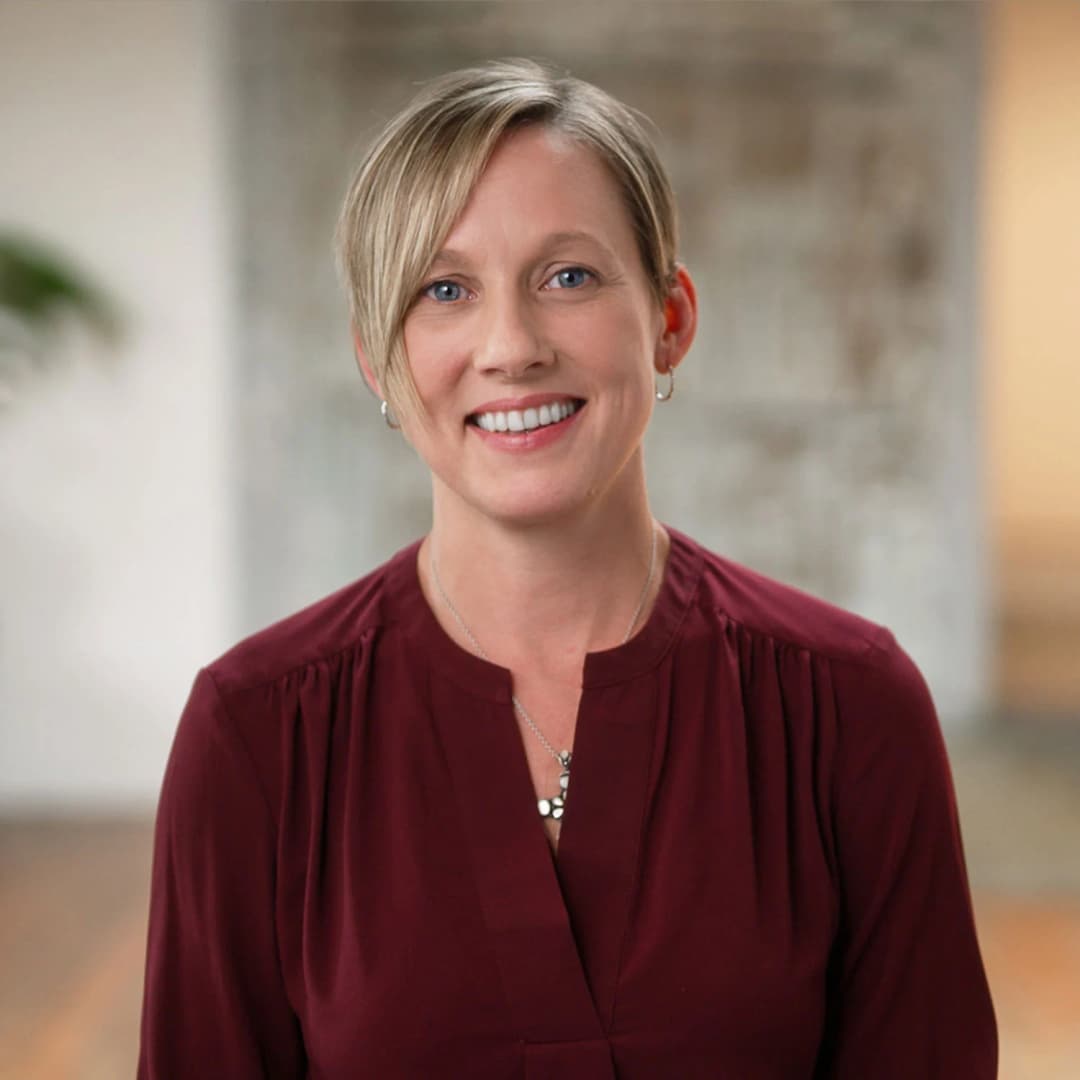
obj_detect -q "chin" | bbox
[462,483,592,530]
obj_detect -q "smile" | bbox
[468,399,583,433]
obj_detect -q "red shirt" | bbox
[138,528,997,1078]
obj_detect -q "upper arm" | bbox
[815,632,997,1078]
[137,668,306,1078]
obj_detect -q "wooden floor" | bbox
[1,733,1078,1078]
[0,818,152,1080]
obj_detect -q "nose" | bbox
[472,287,553,378]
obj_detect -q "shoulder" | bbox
[675,531,945,800]
[675,528,889,666]
[168,541,421,809]
[676,530,933,732]
[205,539,421,697]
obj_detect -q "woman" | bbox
[138,59,996,1077]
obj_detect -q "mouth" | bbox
[466,398,586,434]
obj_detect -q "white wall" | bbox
[0,2,231,811]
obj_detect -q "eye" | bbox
[423,280,466,303]
[545,266,593,290]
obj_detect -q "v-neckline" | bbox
[385,530,704,1042]
[426,680,604,1041]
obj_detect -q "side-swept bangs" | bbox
[335,58,678,418]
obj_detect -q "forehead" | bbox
[438,125,637,257]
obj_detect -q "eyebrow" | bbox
[426,230,619,272]
[426,248,472,273]
[539,230,618,260]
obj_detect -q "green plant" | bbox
[0,231,121,401]
[0,230,120,341]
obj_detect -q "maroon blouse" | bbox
[138,528,996,1078]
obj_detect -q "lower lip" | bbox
[467,405,585,452]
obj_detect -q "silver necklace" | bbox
[430,524,659,821]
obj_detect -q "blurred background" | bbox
[0,1,1077,1076]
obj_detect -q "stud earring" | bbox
[655,367,674,402]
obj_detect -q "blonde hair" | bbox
[335,58,679,418]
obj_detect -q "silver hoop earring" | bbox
[655,367,674,402]
[380,399,400,430]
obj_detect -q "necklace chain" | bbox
[430,524,659,771]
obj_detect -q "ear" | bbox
[655,264,698,375]
[352,326,383,399]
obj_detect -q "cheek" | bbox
[581,319,658,393]
[562,306,650,361]
[402,330,459,409]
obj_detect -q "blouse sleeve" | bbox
[137,668,306,1078]
[815,631,997,1078]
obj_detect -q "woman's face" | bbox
[398,124,693,529]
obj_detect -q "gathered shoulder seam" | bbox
[210,623,383,699]
[707,603,891,670]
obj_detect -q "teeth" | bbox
[472,400,579,433]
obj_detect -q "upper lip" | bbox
[467,393,583,417]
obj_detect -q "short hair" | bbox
[335,57,680,418]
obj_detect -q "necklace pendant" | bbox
[433,531,657,827]
[538,752,571,820]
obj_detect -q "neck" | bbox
[420,485,667,679]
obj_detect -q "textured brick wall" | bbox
[229,2,985,724]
